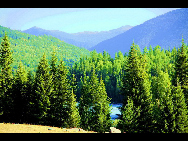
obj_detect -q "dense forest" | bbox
[0,27,188,132]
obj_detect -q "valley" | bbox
[0,8,188,133]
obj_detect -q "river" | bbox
[76,103,122,120]
[110,104,122,120]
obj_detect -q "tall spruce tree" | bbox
[172,80,188,133]
[91,76,112,133]
[153,70,175,133]
[64,89,80,128]
[173,37,188,103]
[79,72,92,130]
[33,54,53,124]
[57,60,80,128]
[48,60,68,127]
[118,97,141,133]
[12,62,28,123]
[120,42,154,133]
[0,33,13,122]
[79,67,112,132]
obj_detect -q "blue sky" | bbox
[0,8,179,33]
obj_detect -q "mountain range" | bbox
[22,8,188,58]
[90,8,188,57]
[23,25,133,49]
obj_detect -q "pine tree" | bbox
[63,89,80,128]
[12,62,28,123]
[79,72,92,130]
[120,42,154,132]
[91,76,112,133]
[0,33,13,122]
[33,54,53,124]
[118,97,141,133]
[48,60,67,127]
[173,37,188,104]
[79,66,112,132]
[26,70,35,123]
[153,70,175,133]
[172,80,188,133]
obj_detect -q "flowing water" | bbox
[110,104,122,120]
[77,103,122,120]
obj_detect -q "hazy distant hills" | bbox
[23,25,133,49]
[90,8,188,58]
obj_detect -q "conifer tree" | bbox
[118,97,141,133]
[173,37,188,103]
[26,70,35,123]
[91,76,112,133]
[0,33,13,122]
[48,49,58,125]
[172,80,188,133]
[79,72,92,130]
[154,70,175,133]
[120,42,154,132]
[63,89,80,128]
[12,62,28,123]
[33,54,53,124]
[79,67,112,132]
[48,60,67,127]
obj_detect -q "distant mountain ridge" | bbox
[90,8,188,58]
[22,25,133,49]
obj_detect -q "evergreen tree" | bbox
[173,37,188,103]
[153,70,175,133]
[91,76,112,133]
[172,80,188,133]
[26,70,35,123]
[120,42,154,132]
[63,89,80,128]
[79,67,112,132]
[118,97,141,133]
[79,72,92,130]
[12,62,28,123]
[33,54,53,124]
[0,33,13,122]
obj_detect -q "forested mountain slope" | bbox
[0,25,90,73]
[90,8,188,58]
[23,25,133,49]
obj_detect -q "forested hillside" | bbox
[0,25,90,73]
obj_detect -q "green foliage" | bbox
[118,97,141,133]
[1,27,188,133]
[33,54,53,123]
[172,81,188,133]
[79,67,112,133]
[71,50,124,103]
[153,71,175,133]
[0,25,90,73]
[11,62,29,123]
[120,42,155,133]
[173,38,188,103]
[0,33,13,122]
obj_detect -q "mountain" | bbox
[90,8,188,58]
[23,25,133,49]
